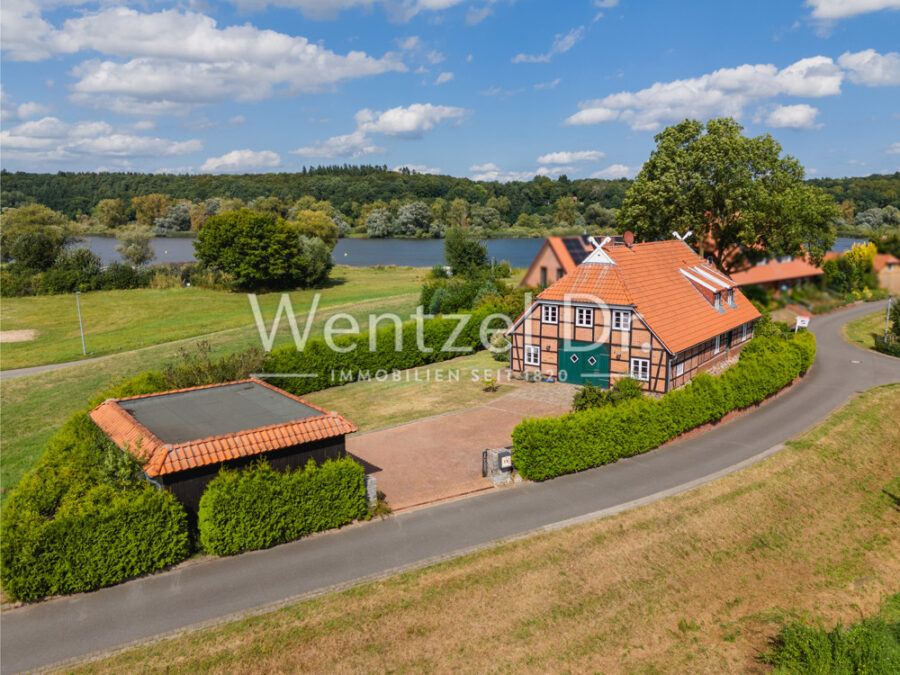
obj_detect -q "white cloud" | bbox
[838,49,900,86]
[565,55,844,131]
[427,50,445,64]
[591,164,637,179]
[534,78,561,90]
[469,162,535,182]
[887,142,900,154]
[435,71,454,85]
[291,130,384,158]
[355,103,466,137]
[292,102,465,159]
[806,0,900,19]
[766,104,822,129]
[1,115,202,164]
[537,150,605,164]
[593,0,619,20]
[2,7,405,114]
[218,0,467,21]
[512,26,585,64]
[392,163,442,174]
[0,86,50,123]
[200,149,280,173]
[466,6,493,25]
[397,36,421,51]
[466,53,473,63]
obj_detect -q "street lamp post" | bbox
[76,291,87,356]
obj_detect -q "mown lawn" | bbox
[0,291,421,501]
[75,384,900,674]
[305,350,511,431]
[0,266,425,370]
[843,308,890,352]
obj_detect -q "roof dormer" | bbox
[582,236,616,265]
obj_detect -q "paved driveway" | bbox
[349,384,573,511]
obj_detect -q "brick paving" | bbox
[347,380,574,512]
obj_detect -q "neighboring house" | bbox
[520,235,596,287]
[506,238,760,393]
[90,379,357,514]
[729,255,824,290]
[874,253,900,292]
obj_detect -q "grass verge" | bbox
[72,384,900,673]
[0,266,425,370]
[843,309,889,352]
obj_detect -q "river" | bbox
[82,235,868,269]
[82,236,547,268]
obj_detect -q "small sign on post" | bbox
[795,316,810,332]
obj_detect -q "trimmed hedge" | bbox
[512,332,815,481]
[263,302,513,397]
[198,458,368,556]
[0,409,189,602]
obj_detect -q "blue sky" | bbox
[1,0,898,179]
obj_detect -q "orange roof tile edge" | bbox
[89,378,357,477]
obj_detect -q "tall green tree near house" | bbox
[618,118,838,274]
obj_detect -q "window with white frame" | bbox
[630,357,650,381]
[675,360,684,377]
[612,310,631,331]
[714,292,721,310]
[524,344,540,366]
[575,307,593,328]
[714,334,721,354]
[541,304,558,324]
[741,322,748,341]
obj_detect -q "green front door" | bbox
[557,340,610,388]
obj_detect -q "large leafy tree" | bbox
[115,224,156,267]
[194,210,332,289]
[618,118,838,274]
[444,226,488,276]
[0,204,78,266]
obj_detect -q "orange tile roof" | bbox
[89,379,357,477]
[874,253,900,272]
[730,258,824,286]
[537,240,760,354]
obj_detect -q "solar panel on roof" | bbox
[562,237,591,265]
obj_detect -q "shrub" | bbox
[762,617,900,674]
[513,333,812,481]
[198,458,368,556]
[0,408,189,602]
[572,377,644,412]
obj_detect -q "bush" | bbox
[572,377,644,411]
[762,616,900,674]
[0,408,189,602]
[198,458,368,556]
[512,333,812,481]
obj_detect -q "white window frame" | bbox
[714,334,721,354]
[741,323,748,341]
[541,304,558,324]
[675,361,684,377]
[575,307,593,328]
[714,292,721,310]
[630,357,650,382]
[524,344,540,366]
[612,310,631,331]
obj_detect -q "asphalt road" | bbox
[2,301,898,673]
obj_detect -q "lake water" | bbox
[82,235,867,269]
[82,236,547,268]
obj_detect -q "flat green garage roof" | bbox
[120,381,323,445]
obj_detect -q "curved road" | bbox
[2,302,899,673]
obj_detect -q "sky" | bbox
[1,0,899,180]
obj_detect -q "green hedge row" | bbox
[0,406,190,602]
[263,301,513,396]
[511,332,815,481]
[198,458,368,556]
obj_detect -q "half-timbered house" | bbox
[506,237,761,394]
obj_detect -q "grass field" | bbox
[74,384,900,674]
[0,266,426,370]
[0,289,422,501]
[305,351,510,431]
[843,308,890,352]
